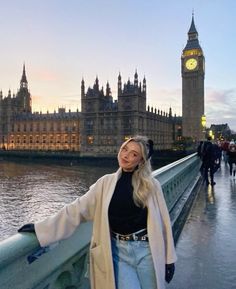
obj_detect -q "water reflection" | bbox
[0,160,116,241]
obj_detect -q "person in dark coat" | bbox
[221,140,230,164]
[212,143,222,173]
[227,142,236,178]
[201,136,217,186]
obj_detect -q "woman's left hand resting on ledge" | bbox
[18,223,35,233]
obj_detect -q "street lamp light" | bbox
[201,114,206,129]
[209,129,215,140]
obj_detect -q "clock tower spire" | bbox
[181,14,205,142]
[20,63,28,89]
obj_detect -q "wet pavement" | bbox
[167,162,236,289]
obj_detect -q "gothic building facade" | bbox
[80,72,181,156]
[0,65,80,152]
[0,67,180,156]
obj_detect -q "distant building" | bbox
[209,124,231,140]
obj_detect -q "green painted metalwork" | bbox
[0,153,200,289]
[0,223,91,289]
[153,152,201,211]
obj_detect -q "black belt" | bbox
[111,228,148,241]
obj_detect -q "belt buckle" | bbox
[133,234,138,241]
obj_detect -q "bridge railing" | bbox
[153,152,202,241]
[0,153,201,289]
[153,152,201,211]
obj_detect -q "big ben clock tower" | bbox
[182,14,205,141]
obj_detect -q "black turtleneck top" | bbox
[108,170,147,234]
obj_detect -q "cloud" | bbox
[205,87,236,130]
[32,93,81,113]
[148,87,182,116]
[31,68,61,82]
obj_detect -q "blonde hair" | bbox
[118,135,155,207]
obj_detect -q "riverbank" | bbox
[0,149,192,168]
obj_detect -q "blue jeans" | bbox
[111,237,157,289]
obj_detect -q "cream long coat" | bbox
[35,168,177,289]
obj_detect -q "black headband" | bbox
[147,139,154,159]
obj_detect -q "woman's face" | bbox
[118,141,143,172]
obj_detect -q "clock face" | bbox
[185,58,198,70]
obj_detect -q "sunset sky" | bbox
[1,0,236,130]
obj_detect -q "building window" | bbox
[50,135,54,143]
[86,120,94,130]
[87,136,94,144]
[72,122,77,132]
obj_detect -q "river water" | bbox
[0,159,117,241]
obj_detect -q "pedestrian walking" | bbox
[18,135,177,289]
[212,142,222,173]
[227,141,236,178]
[221,140,230,164]
[201,136,217,186]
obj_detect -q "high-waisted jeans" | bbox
[111,237,157,289]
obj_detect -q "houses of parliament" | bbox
[0,16,205,157]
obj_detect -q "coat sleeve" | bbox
[35,177,104,247]
[153,179,177,264]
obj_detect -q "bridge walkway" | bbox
[167,162,236,289]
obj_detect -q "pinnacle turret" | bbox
[20,64,28,89]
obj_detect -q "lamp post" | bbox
[201,114,206,139]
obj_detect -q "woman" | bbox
[19,135,177,289]
[227,142,236,178]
